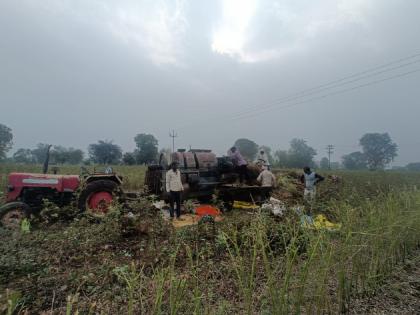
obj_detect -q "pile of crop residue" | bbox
[271,170,304,203]
[271,170,342,205]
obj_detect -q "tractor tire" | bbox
[0,202,31,229]
[78,180,120,216]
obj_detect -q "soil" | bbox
[350,249,420,315]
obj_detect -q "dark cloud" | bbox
[0,0,419,165]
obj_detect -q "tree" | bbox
[31,143,51,164]
[66,148,84,164]
[0,123,13,160]
[287,138,317,168]
[342,151,367,170]
[88,140,122,164]
[134,133,159,164]
[330,162,341,170]
[320,157,329,169]
[50,146,68,164]
[406,162,420,172]
[123,152,137,165]
[359,133,397,170]
[13,148,36,164]
[274,150,289,168]
[234,138,258,161]
[50,146,84,164]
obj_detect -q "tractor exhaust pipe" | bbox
[43,145,52,174]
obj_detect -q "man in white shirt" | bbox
[300,166,324,201]
[166,162,184,219]
[257,166,276,200]
[256,149,270,169]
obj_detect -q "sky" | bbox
[0,0,419,165]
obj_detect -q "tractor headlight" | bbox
[7,185,14,192]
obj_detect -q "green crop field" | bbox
[1,164,420,314]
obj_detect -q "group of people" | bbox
[165,146,324,219]
[227,146,271,183]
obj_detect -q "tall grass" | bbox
[16,190,420,314]
[163,189,419,314]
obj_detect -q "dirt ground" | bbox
[350,249,420,315]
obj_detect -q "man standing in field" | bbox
[228,146,249,184]
[256,149,270,169]
[300,166,324,201]
[257,166,276,200]
[166,162,184,219]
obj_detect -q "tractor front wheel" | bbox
[0,202,30,229]
[78,180,120,216]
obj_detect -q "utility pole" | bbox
[326,145,334,170]
[169,130,178,153]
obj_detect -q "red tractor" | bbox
[0,170,123,228]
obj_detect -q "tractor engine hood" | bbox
[6,173,80,203]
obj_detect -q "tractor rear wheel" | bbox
[78,180,120,216]
[0,202,30,229]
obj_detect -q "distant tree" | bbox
[360,133,397,170]
[31,143,51,164]
[88,140,122,164]
[287,138,317,168]
[51,146,84,164]
[274,150,289,168]
[134,134,159,164]
[406,162,420,172]
[0,123,13,160]
[342,151,367,170]
[13,148,36,164]
[123,152,137,165]
[234,138,258,161]
[66,148,84,164]
[330,162,341,170]
[50,146,67,164]
[320,157,329,169]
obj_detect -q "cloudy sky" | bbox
[1,0,419,165]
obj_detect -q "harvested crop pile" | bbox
[272,170,304,203]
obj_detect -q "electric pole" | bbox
[169,130,178,153]
[326,145,334,170]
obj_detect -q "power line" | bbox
[178,51,420,130]
[233,59,420,119]
[231,68,420,121]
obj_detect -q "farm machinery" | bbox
[146,149,270,206]
[0,148,270,228]
[0,171,124,228]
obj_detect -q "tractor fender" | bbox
[84,174,123,185]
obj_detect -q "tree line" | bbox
[0,122,413,171]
